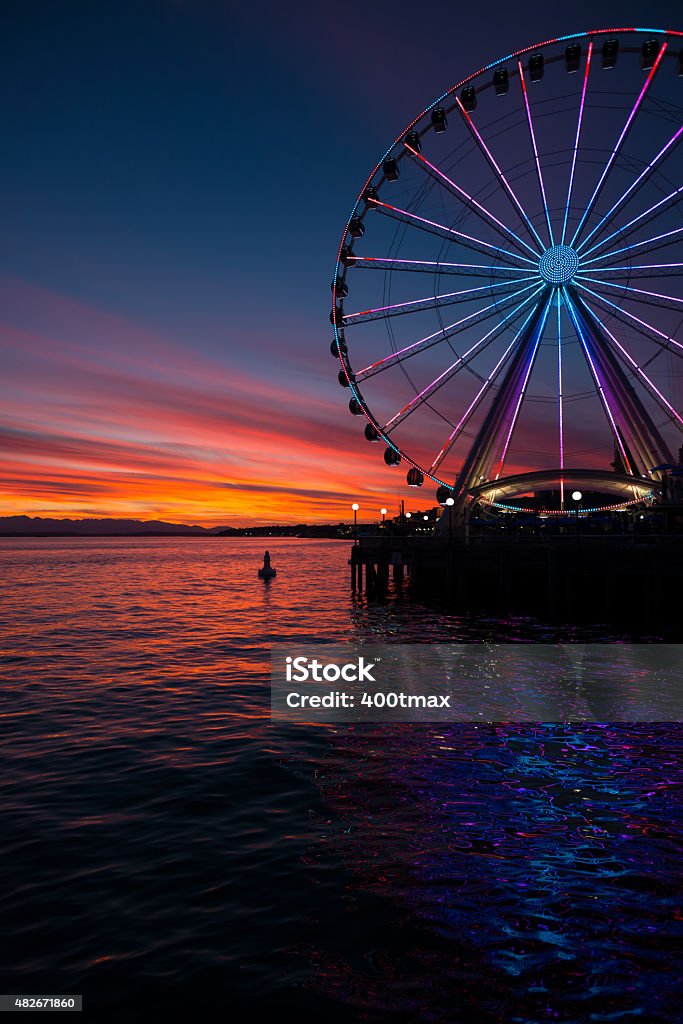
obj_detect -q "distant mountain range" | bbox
[0,517,347,537]
[0,516,222,536]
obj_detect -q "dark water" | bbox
[1,538,682,1022]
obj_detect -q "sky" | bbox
[1,0,681,525]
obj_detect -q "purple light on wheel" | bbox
[495,296,553,479]
[577,298,683,427]
[518,60,554,246]
[562,289,634,474]
[404,140,538,258]
[456,95,545,252]
[569,42,668,248]
[561,40,593,245]
[576,124,683,254]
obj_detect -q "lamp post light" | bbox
[380,507,387,526]
[445,496,454,542]
[571,490,582,544]
[352,503,359,545]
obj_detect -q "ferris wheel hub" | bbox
[538,244,580,285]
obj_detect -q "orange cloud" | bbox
[0,276,437,525]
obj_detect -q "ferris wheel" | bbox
[331,27,683,518]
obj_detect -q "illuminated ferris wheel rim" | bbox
[334,27,683,238]
[331,26,683,515]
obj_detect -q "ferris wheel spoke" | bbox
[576,294,683,430]
[556,291,565,508]
[367,197,536,265]
[403,141,539,258]
[576,276,683,313]
[580,186,683,262]
[568,42,668,249]
[346,255,536,278]
[576,124,683,255]
[562,289,636,474]
[566,288,675,470]
[494,297,553,480]
[427,303,542,474]
[574,283,683,357]
[518,61,554,247]
[342,277,533,327]
[383,290,544,434]
[578,263,683,280]
[455,96,546,252]
[355,281,542,380]
[449,294,553,500]
[561,40,593,245]
[581,226,683,267]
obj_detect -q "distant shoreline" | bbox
[0,517,350,539]
[0,530,349,539]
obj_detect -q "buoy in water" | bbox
[258,549,277,579]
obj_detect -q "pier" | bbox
[350,534,683,628]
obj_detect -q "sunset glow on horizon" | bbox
[0,275,425,527]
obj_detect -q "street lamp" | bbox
[380,507,387,525]
[352,503,359,545]
[571,490,582,544]
[445,496,455,542]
